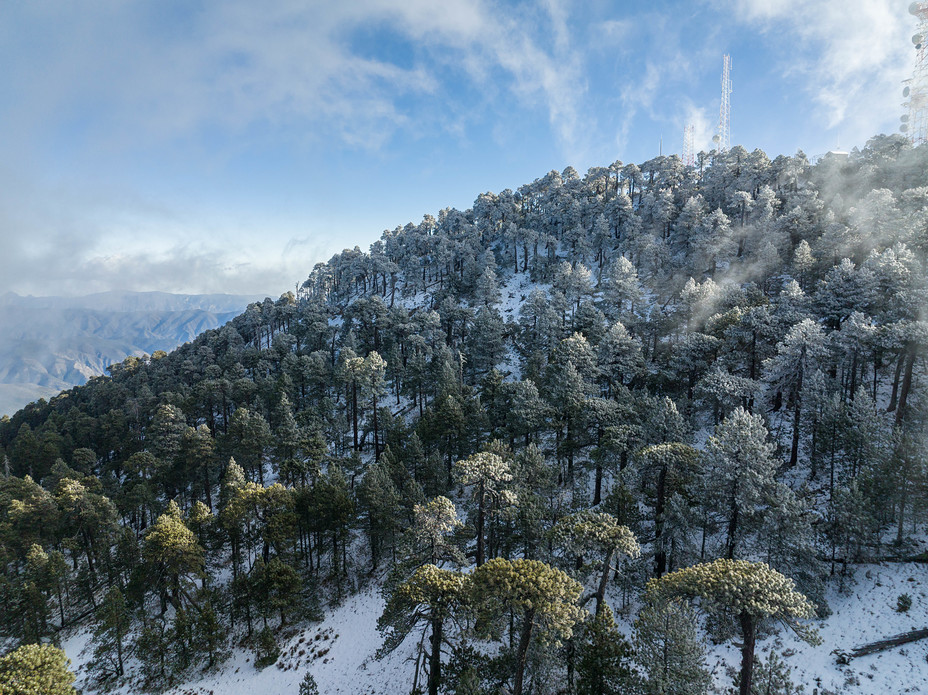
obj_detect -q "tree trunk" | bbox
[739,611,756,695]
[726,500,739,560]
[203,462,212,510]
[655,465,667,577]
[428,616,443,695]
[888,348,905,412]
[789,371,803,468]
[476,481,486,567]
[373,392,380,461]
[895,342,917,426]
[514,611,535,695]
[596,547,616,615]
[352,380,359,451]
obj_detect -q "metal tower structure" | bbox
[903,2,928,144]
[682,124,695,166]
[713,54,732,152]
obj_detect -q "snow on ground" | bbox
[59,628,94,688]
[170,586,417,695]
[59,562,928,694]
[694,562,928,694]
[499,271,535,321]
[62,586,419,695]
[496,270,541,381]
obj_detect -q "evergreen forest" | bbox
[1,134,927,695]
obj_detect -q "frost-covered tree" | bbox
[500,379,548,447]
[792,240,815,290]
[764,319,828,467]
[0,643,76,695]
[553,510,640,614]
[633,600,710,695]
[298,672,320,695]
[143,500,205,612]
[471,558,584,695]
[602,256,643,320]
[598,322,644,393]
[379,564,466,695]
[408,496,464,568]
[648,559,817,695]
[453,451,514,567]
[702,408,778,560]
[634,443,700,576]
[815,258,876,330]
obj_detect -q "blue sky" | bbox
[0,0,917,297]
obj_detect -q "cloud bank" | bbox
[0,1,918,297]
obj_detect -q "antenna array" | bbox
[713,54,732,153]
[682,124,695,166]
[903,2,928,144]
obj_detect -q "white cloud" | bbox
[1,1,589,155]
[0,0,599,295]
[727,0,913,138]
[681,101,715,155]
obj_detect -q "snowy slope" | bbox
[59,561,928,695]
[62,586,420,695]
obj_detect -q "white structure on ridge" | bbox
[682,124,695,166]
[903,2,928,144]
[713,54,732,153]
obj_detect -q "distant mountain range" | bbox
[0,291,266,416]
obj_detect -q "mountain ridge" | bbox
[0,137,926,695]
[0,291,267,415]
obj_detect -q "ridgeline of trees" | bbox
[1,134,927,694]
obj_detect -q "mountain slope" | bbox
[0,137,926,695]
[0,291,264,415]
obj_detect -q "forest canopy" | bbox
[1,134,926,694]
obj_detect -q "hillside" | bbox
[0,292,264,416]
[0,137,926,695]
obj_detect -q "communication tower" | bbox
[682,124,695,166]
[713,54,732,153]
[903,2,928,144]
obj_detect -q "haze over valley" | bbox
[0,292,263,416]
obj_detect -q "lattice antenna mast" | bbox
[713,54,732,153]
[682,124,695,166]
[903,3,928,144]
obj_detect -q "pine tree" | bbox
[254,624,280,668]
[764,319,828,468]
[553,510,639,615]
[136,617,170,687]
[21,544,54,643]
[575,605,638,695]
[358,460,403,570]
[735,649,804,695]
[143,500,205,612]
[0,643,76,695]
[633,600,710,695]
[634,443,699,576]
[602,256,643,321]
[453,451,514,567]
[379,564,466,695]
[195,590,228,669]
[598,321,644,393]
[259,557,302,626]
[298,671,320,695]
[90,585,130,680]
[470,558,584,695]
[701,408,778,560]
[648,559,818,695]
